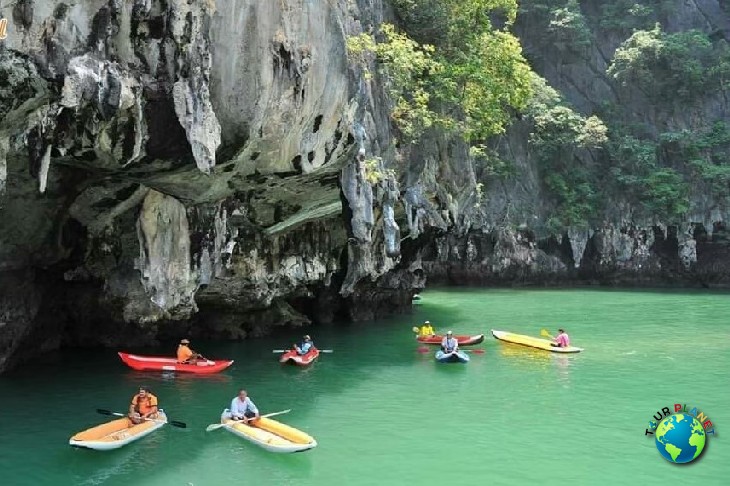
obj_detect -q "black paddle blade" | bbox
[96,408,113,416]
[168,420,187,428]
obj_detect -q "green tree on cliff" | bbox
[347,0,532,143]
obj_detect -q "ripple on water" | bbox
[1,288,729,485]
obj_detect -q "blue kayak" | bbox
[435,350,470,363]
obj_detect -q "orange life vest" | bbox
[131,393,158,415]
[177,344,193,362]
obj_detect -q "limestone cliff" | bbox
[0,0,409,372]
[0,0,728,373]
[412,0,730,288]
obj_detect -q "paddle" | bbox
[540,329,555,340]
[205,409,292,432]
[272,349,333,353]
[96,409,187,428]
[192,353,215,365]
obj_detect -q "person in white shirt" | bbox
[224,389,260,423]
[441,331,459,353]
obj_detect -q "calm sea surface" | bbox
[1,288,728,485]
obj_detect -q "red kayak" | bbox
[279,347,320,366]
[416,334,485,346]
[118,352,234,374]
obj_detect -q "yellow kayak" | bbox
[69,411,167,450]
[222,416,317,453]
[491,330,583,353]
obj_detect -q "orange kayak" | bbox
[118,352,234,374]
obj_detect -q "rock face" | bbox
[0,0,729,373]
[0,0,409,373]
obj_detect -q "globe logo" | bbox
[655,413,706,464]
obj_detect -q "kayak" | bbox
[118,352,234,374]
[435,350,470,363]
[279,347,320,366]
[417,334,484,346]
[69,411,167,450]
[220,413,317,453]
[491,330,583,353]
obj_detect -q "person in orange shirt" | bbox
[177,338,204,364]
[128,386,159,424]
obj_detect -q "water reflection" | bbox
[72,446,139,486]
[496,342,574,384]
[553,354,571,386]
[498,342,552,366]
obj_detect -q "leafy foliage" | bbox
[658,123,730,199]
[346,0,532,143]
[608,135,690,220]
[519,0,592,54]
[607,25,730,102]
[599,0,655,32]
[526,75,608,228]
[347,25,442,139]
[363,157,395,185]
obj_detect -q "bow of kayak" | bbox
[491,330,583,353]
[279,348,320,366]
[221,416,317,453]
[69,411,168,450]
[435,350,470,363]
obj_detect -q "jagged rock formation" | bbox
[0,0,412,372]
[418,0,730,288]
[1,0,729,373]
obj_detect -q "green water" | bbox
[1,288,729,485]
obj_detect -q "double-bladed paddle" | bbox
[96,408,187,428]
[417,347,484,354]
[272,349,333,353]
[205,409,292,432]
[540,329,555,340]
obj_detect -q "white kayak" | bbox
[220,411,317,453]
[69,411,167,450]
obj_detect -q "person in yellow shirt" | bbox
[420,321,435,337]
[176,339,204,364]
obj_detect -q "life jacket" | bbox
[177,345,193,362]
[132,393,158,415]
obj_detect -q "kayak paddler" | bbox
[441,331,458,353]
[223,389,260,424]
[294,335,314,355]
[551,329,570,348]
[128,386,159,424]
[419,321,435,337]
[177,338,204,364]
